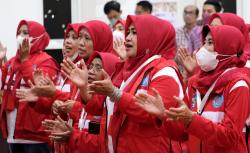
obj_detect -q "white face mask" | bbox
[16,33,45,49]
[196,47,237,72]
[16,35,29,49]
[196,47,219,72]
[113,30,124,41]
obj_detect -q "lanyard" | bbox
[196,67,235,114]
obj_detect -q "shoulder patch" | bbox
[212,95,224,108]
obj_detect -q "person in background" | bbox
[175,5,202,82]
[135,1,152,15]
[113,20,125,33]
[112,20,127,60]
[200,0,222,25]
[104,1,122,28]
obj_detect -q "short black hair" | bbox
[104,1,121,14]
[204,0,222,12]
[137,1,153,13]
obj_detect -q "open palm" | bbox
[61,59,88,88]
[135,88,166,119]
[16,88,38,102]
[0,41,7,60]
[178,48,197,75]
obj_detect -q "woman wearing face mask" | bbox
[0,20,59,153]
[178,12,250,79]
[135,25,250,153]
[112,19,127,60]
[62,15,184,153]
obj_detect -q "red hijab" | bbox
[209,13,250,58]
[193,25,247,94]
[78,20,113,53]
[87,51,120,76]
[113,19,126,29]
[64,23,81,39]
[246,24,250,32]
[14,20,50,71]
[63,23,81,63]
[121,15,176,81]
[16,20,50,56]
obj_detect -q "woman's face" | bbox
[17,24,29,38]
[204,32,214,52]
[63,30,79,58]
[125,24,137,58]
[88,57,103,83]
[78,28,94,60]
[114,23,125,33]
[210,17,223,26]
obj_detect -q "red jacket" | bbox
[85,57,184,153]
[162,71,250,153]
[109,58,184,153]
[0,52,59,142]
[66,101,101,153]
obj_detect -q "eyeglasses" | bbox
[87,64,102,73]
[184,10,196,16]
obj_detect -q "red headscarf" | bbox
[87,51,120,76]
[113,19,126,29]
[64,23,81,39]
[246,24,250,32]
[209,13,250,58]
[121,15,176,81]
[78,20,113,53]
[14,20,51,72]
[16,20,50,56]
[63,23,81,63]
[193,25,247,94]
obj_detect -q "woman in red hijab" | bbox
[62,23,81,62]
[112,19,127,60]
[178,13,250,79]
[136,25,250,153]
[62,15,184,153]
[113,19,125,33]
[42,51,120,153]
[30,20,114,102]
[77,20,113,61]
[0,20,59,153]
[209,13,250,57]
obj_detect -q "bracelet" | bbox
[109,87,122,102]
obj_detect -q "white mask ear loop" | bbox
[29,33,46,44]
[218,54,237,62]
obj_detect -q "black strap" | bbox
[169,139,172,153]
[200,141,202,153]
[246,125,249,153]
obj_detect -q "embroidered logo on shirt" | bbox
[191,93,196,110]
[212,95,224,108]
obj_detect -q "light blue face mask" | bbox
[109,18,119,26]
